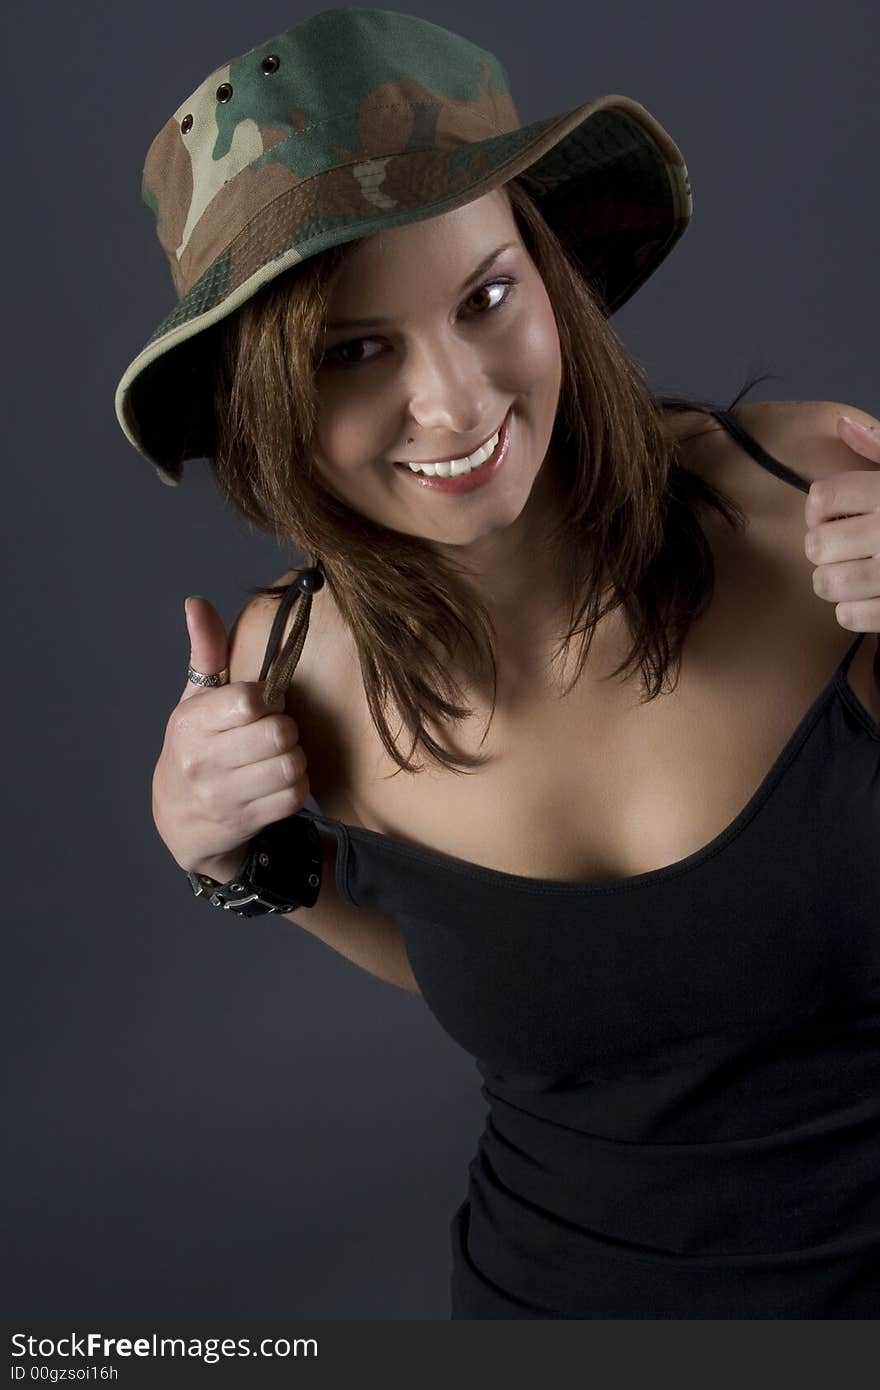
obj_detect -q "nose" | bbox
[402,336,490,438]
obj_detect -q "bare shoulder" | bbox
[227,570,294,686]
[227,567,341,687]
[667,398,880,530]
[731,398,880,487]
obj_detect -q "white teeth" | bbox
[407,429,500,477]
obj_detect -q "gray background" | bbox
[3,0,876,1319]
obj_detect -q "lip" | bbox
[395,418,506,469]
[393,409,512,494]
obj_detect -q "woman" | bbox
[122,8,880,1317]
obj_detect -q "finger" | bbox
[836,414,880,462]
[223,741,308,805]
[806,469,880,527]
[208,710,301,771]
[831,596,880,633]
[180,595,229,702]
[805,508,880,565]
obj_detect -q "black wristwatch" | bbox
[186,814,323,917]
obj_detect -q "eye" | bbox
[317,277,517,370]
[318,337,383,370]
[461,277,515,317]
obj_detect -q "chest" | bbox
[298,500,880,886]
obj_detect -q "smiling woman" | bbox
[120,4,880,1323]
[209,173,752,774]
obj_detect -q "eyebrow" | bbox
[324,242,518,331]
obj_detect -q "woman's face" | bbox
[311,187,563,551]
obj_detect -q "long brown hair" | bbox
[209,175,765,777]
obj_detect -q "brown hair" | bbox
[209,175,764,777]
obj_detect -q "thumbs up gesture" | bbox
[151,595,311,881]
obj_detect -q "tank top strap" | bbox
[708,407,810,494]
[836,628,870,681]
[258,575,303,682]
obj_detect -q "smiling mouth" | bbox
[394,418,506,478]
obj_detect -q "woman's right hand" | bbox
[151,595,311,881]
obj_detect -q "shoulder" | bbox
[675,398,880,526]
[734,399,880,488]
[227,565,353,720]
[228,567,343,689]
[227,569,298,686]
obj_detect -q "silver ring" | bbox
[187,666,229,688]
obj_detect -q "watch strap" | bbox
[187,813,323,917]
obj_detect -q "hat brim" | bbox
[114,92,691,486]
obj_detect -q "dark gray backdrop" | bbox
[3,0,876,1319]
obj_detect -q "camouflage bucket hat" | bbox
[113,5,692,488]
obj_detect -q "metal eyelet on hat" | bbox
[121,10,695,488]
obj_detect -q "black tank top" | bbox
[261,409,880,1318]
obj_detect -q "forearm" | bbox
[199,829,419,994]
[283,829,418,993]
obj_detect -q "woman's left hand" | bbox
[804,415,880,655]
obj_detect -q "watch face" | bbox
[248,816,323,907]
[186,817,321,913]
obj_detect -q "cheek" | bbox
[313,394,379,474]
[509,295,562,394]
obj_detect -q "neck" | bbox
[437,446,572,636]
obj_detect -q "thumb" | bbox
[180,595,229,701]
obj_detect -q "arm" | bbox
[284,826,418,994]
[224,576,420,996]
